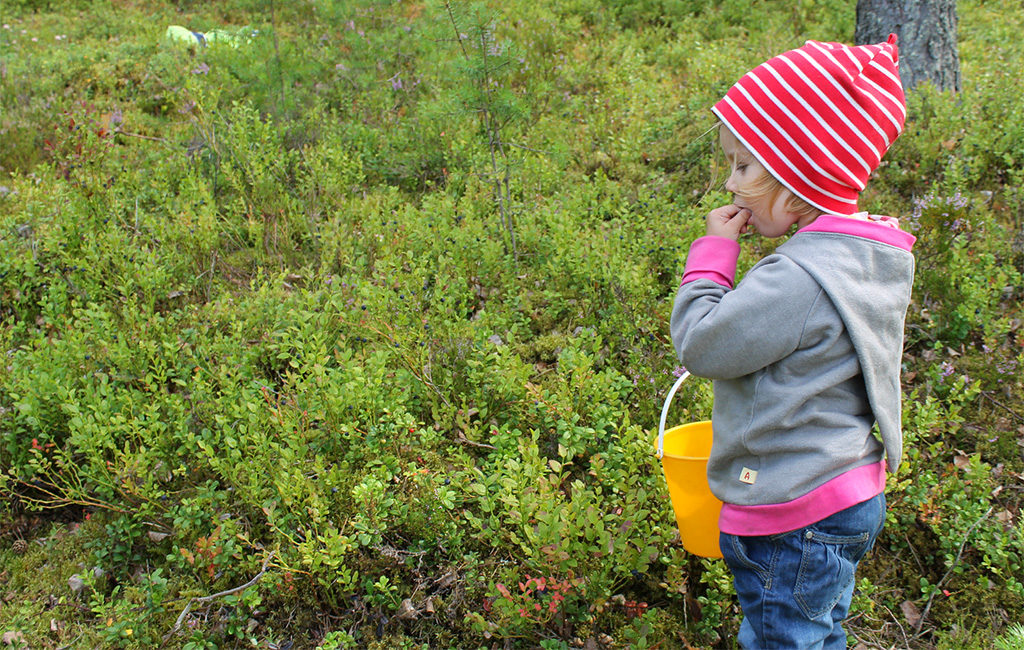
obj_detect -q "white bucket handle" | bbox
[656,370,691,459]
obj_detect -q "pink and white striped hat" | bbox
[712,35,906,216]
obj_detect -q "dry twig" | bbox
[879,601,910,648]
[161,551,277,647]
[981,391,1024,422]
[456,432,496,450]
[912,506,994,638]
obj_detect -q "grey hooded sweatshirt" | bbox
[671,219,915,506]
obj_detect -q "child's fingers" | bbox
[707,204,744,222]
[705,205,750,240]
[734,208,752,231]
[729,209,751,236]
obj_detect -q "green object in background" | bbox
[164,24,255,48]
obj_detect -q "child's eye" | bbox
[735,164,747,172]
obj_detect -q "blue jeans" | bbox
[720,493,886,649]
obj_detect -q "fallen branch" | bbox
[56,635,84,650]
[912,506,993,638]
[880,601,910,649]
[456,432,496,450]
[981,391,1024,423]
[504,141,553,155]
[115,130,169,143]
[161,551,276,647]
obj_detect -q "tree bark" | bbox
[855,0,961,93]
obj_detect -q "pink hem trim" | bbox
[799,215,915,251]
[719,461,886,536]
[681,236,740,288]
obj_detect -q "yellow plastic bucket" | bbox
[656,372,723,559]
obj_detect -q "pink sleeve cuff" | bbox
[681,236,740,288]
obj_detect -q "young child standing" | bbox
[670,36,915,648]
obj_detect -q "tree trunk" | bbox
[855,0,961,93]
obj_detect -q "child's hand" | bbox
[706,204,752,241]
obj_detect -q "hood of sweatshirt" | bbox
[776,223,915,471]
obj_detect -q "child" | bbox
[670,35,915,648]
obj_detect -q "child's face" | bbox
[720,127,804,238]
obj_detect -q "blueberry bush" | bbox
[1,0,1023,647]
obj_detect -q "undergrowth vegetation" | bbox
[1,0,1023,647]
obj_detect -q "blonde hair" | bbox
[715,123,824,223]
[743,168,824,224]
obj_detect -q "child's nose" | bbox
[725,173,738,193]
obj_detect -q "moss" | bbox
[0,521,107,647]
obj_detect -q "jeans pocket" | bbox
[794,529,870,620]
[723,533,772,587]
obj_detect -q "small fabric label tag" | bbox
[739,467,758,484]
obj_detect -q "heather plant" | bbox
[905,159,1022,343]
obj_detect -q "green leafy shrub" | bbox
[2,1,1024,648]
